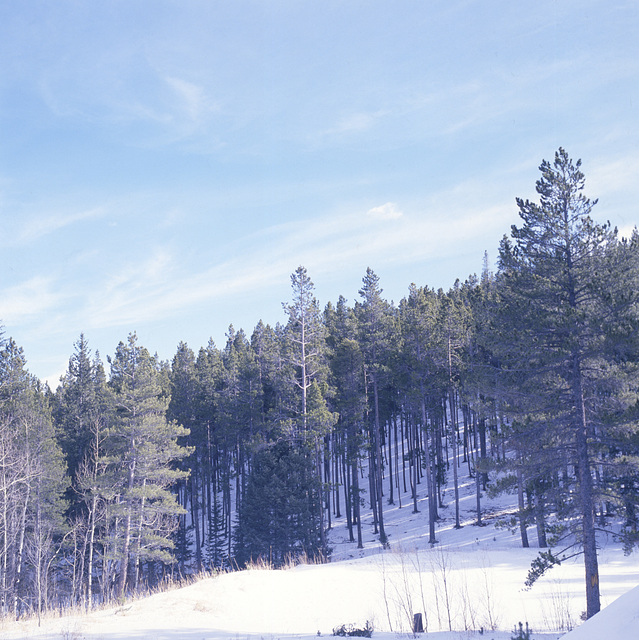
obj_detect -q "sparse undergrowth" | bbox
[332,621,374,637]
[511,621,532,640]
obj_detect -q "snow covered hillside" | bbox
[560,583,639,640]
[1,463,637,640]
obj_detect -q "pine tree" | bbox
[191,339,224,571]
[282,266,326,438]
[282,267,332,553]
[219,326,262,553]
[106,333,192,597]
[53,335,111,607]
[438,284,473,530]
[251,320,285,427]
[356,268,394,546]
[495,148,639,618]
[167,341,198,571]
[601,231,639,551]
[326,297,366,548]
[234,439,322,566]
[54,335,111,502]
[399,285,443,543]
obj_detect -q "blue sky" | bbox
[1,1,638,386]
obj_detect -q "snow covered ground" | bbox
[1,469,637,639]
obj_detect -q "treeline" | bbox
[1,149,639,620]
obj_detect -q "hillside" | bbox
[1,462,637,640]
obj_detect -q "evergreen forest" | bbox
[2,149,639,621]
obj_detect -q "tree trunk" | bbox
[534,488,547,548]
[352,450,363,549]
[132,484,147,592]
[117,501,132,599]
[474,440,483,526]
[411,416,419,514]
[117,454,136,599]
[87,492,98,609]
[421,397,437,544]
[574,363,600,618]
[342,449,354,543]
[449,388,461,529]
[516,466,529,548]
[13,478,30,619]
[387,414,394,505]
[372,378,387,545]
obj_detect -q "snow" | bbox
[560,583,639,640]
[1,470,637,639]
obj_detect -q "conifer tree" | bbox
[281,267,333,553]
[357,268,392,546]
[167,341,198,571]
[220,326,262,546]
[234,439,322,566]
[190,339,225,571]
[106,333,191,597]
[399,285,443,543]
[326,297,366,548]
[495,148,639,618]
[282,266,326,438]
[54,335,111,500]
[53,334,112,607]
[251,320,285,427]
[438,284,473,530]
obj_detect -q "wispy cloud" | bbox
[367,202,403,221]
[164,76,216,127]
[166,77,202,118]
[0,276,65,324]
[39,53,219,147]
[319,109,387,139]
[587,154,639,199]
[84,248,176,328]
[81,245,286,332]
[5,177,518,346]
[16,207,106,244]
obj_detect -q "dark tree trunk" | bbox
[574,361,600,618]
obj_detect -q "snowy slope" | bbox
[1,462,637,639]
[560,584,639,640]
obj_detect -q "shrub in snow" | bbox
[511,621,531,640]
[332,621,373,637]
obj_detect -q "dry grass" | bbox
[243,550,328,571]
[0,567,225,626]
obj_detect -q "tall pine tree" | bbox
[495,148,639,618]
[106,333,192,596]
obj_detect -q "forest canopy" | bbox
[1,149,638,621]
